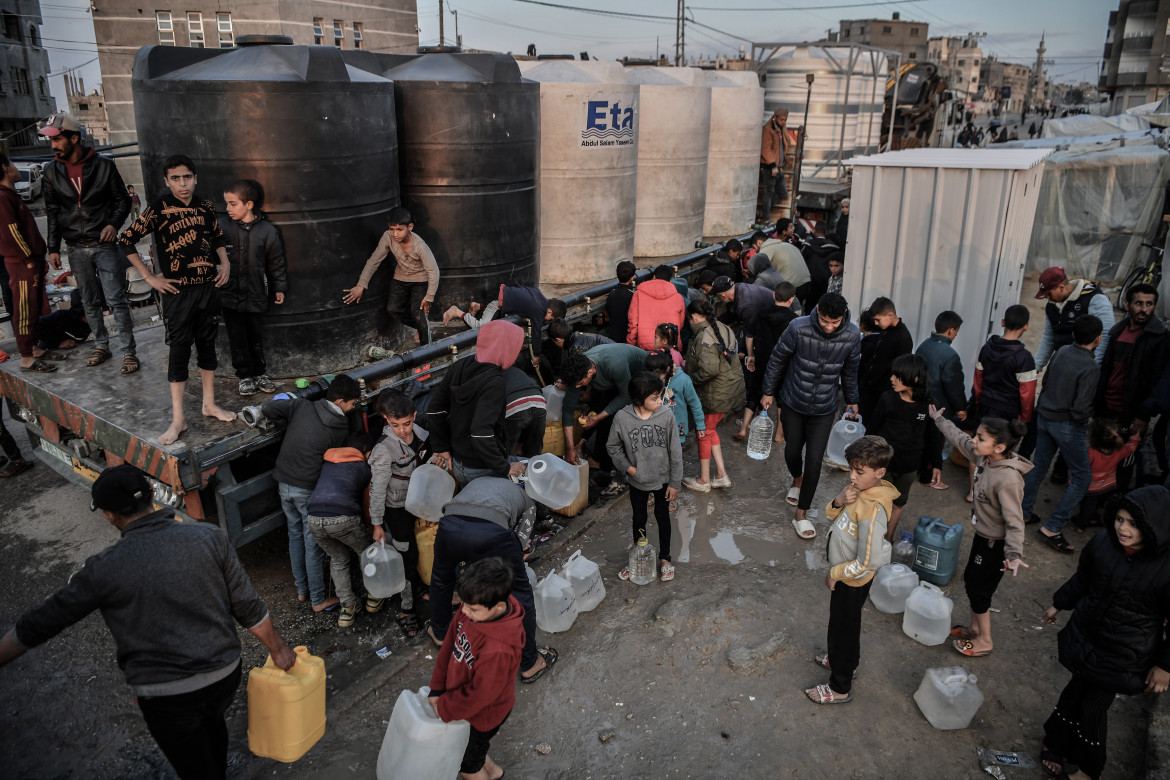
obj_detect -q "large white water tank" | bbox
[703,70,764,237]
[765,46,867,180]
[517,59,638,283]
[626,66,711,256]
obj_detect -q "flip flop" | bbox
[785,486,800,506]
[952,639,992,657]
[39,350,69,361]
[521,647,558,684]
[1038,529,1076,554]
[792,515,816,540]
[930,481,949,490]
[20,358,58,373]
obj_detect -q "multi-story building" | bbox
[0,1,56,150]
[979,56,1032,115]
[64,74,110,146]
[838,12,929,65]
[91,1,419,184]
[1100,0,1170,112]
[927,34,984,100]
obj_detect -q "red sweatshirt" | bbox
[1088,434,1141,495]
[429,594,525,731]
[0,186,46,261]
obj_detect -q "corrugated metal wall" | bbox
[843,149,1050,384]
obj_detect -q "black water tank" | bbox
[348,51,540,309]
[131,37,399,377]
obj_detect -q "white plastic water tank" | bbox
[517,60,639,283]
[703,70,764,237]
[626,66,711,257]
[765,46,865,180]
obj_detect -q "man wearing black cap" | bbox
[39,111,136,374]
[1034,266,1113,371]
[0,465,295,779]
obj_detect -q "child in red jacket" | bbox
[429,557,525,780]
[1074,418,1140,533]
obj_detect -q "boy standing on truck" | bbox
[118,154,236,446]
[0,154,55,373]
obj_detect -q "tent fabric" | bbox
[1000,128,1165,150]
[1026,145,1170,284]
[1041,113,1152,138]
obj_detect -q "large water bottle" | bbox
[628,533,657,586]
[913,516,965,586]
[362,541,406,599]
[824,415,865,470]
[405,464,456,523]
[892,530,916,566]
[534,570,579,633]
[746,413,774,460]
[525,453,580,507]
[902,582,954,646]
[869,563,920,614]
[914,667,985,730]
[377,686,470,780]
[561,549,606,612]
[247,646,326,763]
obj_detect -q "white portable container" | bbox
[404,463,456,523]
[377,687,470,780]
[561,549,606,612]
[362,541,406,599]
[902,582,954,646]
[869,563,920,614]
[914,667,985,730]
[534,569,579,633]
[525,453,580,508]
[703,70,764,236]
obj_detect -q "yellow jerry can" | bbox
[247,645,326,762]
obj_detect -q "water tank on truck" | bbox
[703,70,764,237]
[130,35,400,376]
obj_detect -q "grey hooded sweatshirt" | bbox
[606,404,683,492]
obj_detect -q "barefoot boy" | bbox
[806,435,898,704]
[118,154,235,445]
[428,556,524,780]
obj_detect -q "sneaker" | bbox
[710,474,733,489]
[338,603,357,628]
[257,375,277,393]
[238,377,257,396]
[683,476,711,493]
[365,594,386,613]
[599,481,628,499]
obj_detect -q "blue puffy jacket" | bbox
[761,305,860,415]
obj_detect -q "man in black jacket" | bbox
[800,221,842,312]
[858,296,914,421]
[39,112,136,373]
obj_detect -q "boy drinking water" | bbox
[118,154,235,445]
[343,206,440,344]
[429,557,525,780]
[218,179,287,396]
[807,435,898,704]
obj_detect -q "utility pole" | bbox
[439,0,445,47]
[675,0,685,66]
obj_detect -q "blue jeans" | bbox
[278,482,328,605]
[68,243,136,356]
[1021,417,1091,534]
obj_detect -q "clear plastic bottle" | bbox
[561,549,606,611]
[914,667,985,730]
[892,530,916,566]
[746,413,774,460]
[362,541,406,599]
[628,532,657,586]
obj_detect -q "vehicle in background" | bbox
[15,163,43,201]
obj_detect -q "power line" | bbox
[505,0,674,22]
[689,1,929,10]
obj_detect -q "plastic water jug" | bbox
[892,530,916,566]
[877,539,892,567]
[902,582,954,646]
[912,516,965,586]
[746,413,774,460]
[247,646,326,762]
[542,384,566,422]
[561,549,606,612]
[377,686,470,780]
[524,562,537,588]
[824,415,865,470]
[362,540,406,599]
[405,463,456,523]
[869,563,920,614]
[914,667,985,730]
[628,533,657,586]
[534,569,579,633]
[525,453,580,508]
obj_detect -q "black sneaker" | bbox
[257,375,277,393]
[599,481,628,499]
[239,377,258,396]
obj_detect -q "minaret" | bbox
[1024,33,1046,113]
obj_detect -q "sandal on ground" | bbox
[792,515,816,540]
[396,611,422,638]
[1038,529,1076,554]
[618,567,631,581]
[1040,748,1065,777]
[949,624,975,639]
[814,653,858,678]
[952,639,992,657]
[660,563,675,582]
[120,355,140,375]
[85,348,112,367]
[0,458,35,478]
[785,486,800,506]
[930,480,949,490]
[20,358,57,373]
[520,647,558,684]
[804,683,852,704]
[39,350,69,361]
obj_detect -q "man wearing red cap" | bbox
[1034,266,1114,370]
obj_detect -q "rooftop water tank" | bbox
[703,70,764,237]
[516,59,638,284]
[625,66,711,257]
[362,51,540,308]
[131,36,399,377]
[765,46,867,180]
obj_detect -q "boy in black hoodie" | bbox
[218,179,287,397]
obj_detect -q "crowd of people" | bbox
[1,110,1169,780]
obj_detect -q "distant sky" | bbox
[40,0,1113,111]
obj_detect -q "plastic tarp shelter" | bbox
[843,148,1051,384]
[1025,144,1170,283]
[1041,113,1151,138]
